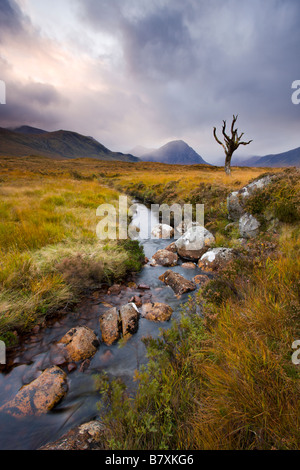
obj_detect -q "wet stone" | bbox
[159,270,196,296]
[120,303,140,337]
[0,366,68,417]
[141,303,173,322]
[99,307,121,346]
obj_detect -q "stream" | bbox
[0,202,206,450]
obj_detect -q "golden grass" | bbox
[0,156,288,343]
[98,226,300,450]
[0,158,145,342]
[1,156,299,448]
[188,226,300,449]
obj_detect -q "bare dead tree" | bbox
[213,115,252,175]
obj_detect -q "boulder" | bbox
[175,220,191,235]
[150,249,178,267]
[59,326,99,362]
[165,242,177,253]
[159,270,196,295]
[141,303,173,322]
[239,213,261,238]
[151,224,174,239]
[175,226,215,260]
[227,175,273,221]
[120,303,140,337]
[0,366,67,417]
[40,420,105,450]
[99,308,120,345]
[198,248,235,271]
[227,191,244,221]
[181,262,196,269]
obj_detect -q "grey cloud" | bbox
[21,82,65,107]
[1,0,300,161]
[121,7,194,80]
[0,0,22,30]
[0,0,28,41]
[0,77,68,130]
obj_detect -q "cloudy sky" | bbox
[0,0,299,163]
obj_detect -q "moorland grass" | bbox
[1,156,299,450]
[0,161,145,344]
[94,167,300,450]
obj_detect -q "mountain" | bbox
[139,140,210,165]
[129,145,156,158]
[232,147,300,168]
[10,125,48,135]
[0,127,139,162]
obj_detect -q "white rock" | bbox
[175,226,215,260]
[198,247,234,271]
[151,223,174,239]
[239,213,261,238]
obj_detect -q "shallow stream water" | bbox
[0,202,206,450]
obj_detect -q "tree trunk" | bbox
[225,152,232,175]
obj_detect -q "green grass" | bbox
[0,162,144,344]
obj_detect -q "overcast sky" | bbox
[0,0,299,163]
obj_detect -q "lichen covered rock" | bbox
[159,270,196,295]
[239,213,261,238]
[99,308,121,345]
[175,226,215,260]
[0,366,67,417]
[141,302,173,322]
[198,248,235,271]
[59,326,99,362]
[120,303,140,337]
[40,420,105,450]
[151,249,178,267]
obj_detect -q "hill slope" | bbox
[0,127,139,162]
[139,140,210,165]
[233,146,300,167]
[9,125,48,135]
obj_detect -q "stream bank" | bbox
[0,201,209,450]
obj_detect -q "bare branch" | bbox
[231,114,238,134]
[222,120,231,143]
[213,127,226,151]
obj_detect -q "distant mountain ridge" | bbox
[128,145,156,158]
[233,147,300,168]
[9,125,48,135]
[136,140,210,165]
[0,126,139,162]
